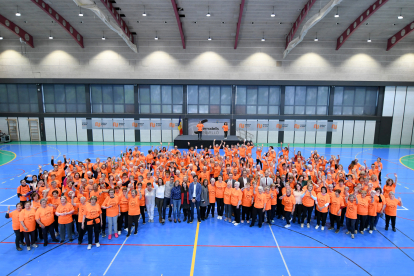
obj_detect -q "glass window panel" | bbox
[30,104,39,113]
[125,104,134,113]
[342,106,353,115]
[162,105,172,113]
[334,87,343,105]
[221,105,231,114]
[306,86,317,105]
[45,104,55,113]
[247,105,256,114]
[76,85,86,103]
[150,86,161,104]
[9,104,19,112]
[114,104,124,113]
[221,86,232,104]
[343,88,354,105]
[0,85,7,103]
[103,104,113,113]
[366,88,377,104]
[306,106,316,114]
[113,85,124,104]
[7,85,18,103]
[151,104,161,113]
[78,105,86,113]
[20,104,30,112]
[364,105,376,115]
[18,85,29,103]
[199,105,209,114]
[258,105,268,114]
[139,88,150,104]
[284,106,294,114]
[66,104,77,113]
[247,87,258,105]
[199,86,209,104]
[188,105,198,113]
[354,87,366,106]
[316,106,327,115]
[92,104,102,113]
[269,86,280,105]
[235,105,246,114]
[140,105,150,114]
[56,104,66,112]
[354,106,364,115]
[28,85,38,103]
[173,105,182,113]
[0,104,8,112]
[91,85,102,103]
[162,86,172,104]
[187,86,198,104]
[285,86,295,105]
[295,106,305,114]
[295,86,306,105]
[54,85,65,104]
[317,86,329,105]
[210,105,220,114]
[65,85,76,103]
[333,107,342,115]
[236,86,246,105]
[210,86,220,104]
[124,85,134,103]
[269,106,279,115]
[258,87,268,105]
[172,86,183,104]
[102,85,113,104]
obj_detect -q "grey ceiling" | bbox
[0,0,413,45]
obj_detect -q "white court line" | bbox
[0,195,16,204]
[269,225,291,276]
[398,206,409,211]
[103,227,133,275]
[10,178,13,180]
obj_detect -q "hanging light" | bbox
[334,7,339,17]
[271,6,275,17]
[261,32,265,42]
[154,31,158,40]
[79,7,83,17]
[206,6,211,17]
[367,33,371,42]
[16,6,21,16]
[314,32,318,41]
[102,31,105,40]
[49,30,53,40]
[398,8,403,19]
[208,31,212,41]
[142,6,147,16]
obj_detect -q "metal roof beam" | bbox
[170,0,185,49]
[0,14,35,48]
[234,0,245,50]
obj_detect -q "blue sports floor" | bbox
[1,142,414,276]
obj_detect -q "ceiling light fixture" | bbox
[367,33,371,42]
[16,6,21,16]
[0,32,3,40]
[334,7,339,17]
[49,30,53,40]
[154,31,158,40]
[261,32,265,42]
[208,31,212,41]
[142,6,147,16]
[206,6,211,17]
[398,8,403,19]
[314,32,318,41]
[271,6,275,17]
[79,7,83,17]
[102,31,105,40]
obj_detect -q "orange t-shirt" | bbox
[103,196,120,217]
[271,190,278,205]
[329,196,344,216]
[76,202,90,223]
[242,189,253,207]
[383,184,396,198]
[384,198,401,216]
[17,185,31,201]
[35,206,55,227]
[368,197,377,216]
[19,208,36,232]
[253,193,266,209]
[56,203,74,224]
[357,196,369,216]
[282,195,296,212]
[230,189,242,206]
[128,196,141,216]
[224,187,233,205]
[215,182,226,198]
[317,193,330,213]
[302,190,316,207]
[85,204,102,219]
[119,194,129,213]
[208,185,216,203]
[197,124,204,132]
[8,210,22,231]
[346,201,358,219]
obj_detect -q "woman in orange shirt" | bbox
[55,196,75,243]
[250,186,266,228]
[315,187,330,230]
[300,182,317,228]
[383,174,397,198]
[241,182,253,224]
[381,191,403,232]
[6,203,25,251]
[35,198,58,246]
[222,122,228,139]
[125,189,141,237]
[137,183,146,224]
[223,181,233,222]
[82,196,102,250]
[367,190,377,234]
[328,189,344,233]
[117,187,129,235]
[345,193,359,239]
[215,176,226,219]
[355,190,369,234]
[102,189,120,240]
[231,182,242,225]
[19,201,37,250]
[197,121,204,140]
[280,189,296,228]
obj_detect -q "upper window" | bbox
[91,85,134,113]
[333,87,378,115]
[43,84,86,113]
[284,86,329,115]
[188,85,231,114]
[0,84,39,113]
[235,86,281,115]
[139,85,183,114]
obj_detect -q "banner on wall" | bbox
[294,121,307,132]
[257,120,269,132]
[188,119,230,135]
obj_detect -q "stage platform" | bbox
[174,135,242,148]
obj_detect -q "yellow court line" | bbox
[0,150,16,167]
[399,154,414,172]
[190,221,200,276]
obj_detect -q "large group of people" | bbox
[5,140,403,251]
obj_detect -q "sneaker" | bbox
[321,226,325,230]
[118,231,121,235]
[328,227,334,230]
[96,243,100,248]
[16,247,22,251]
[102,233,106,238]
[87,244,92,250]
[385,226,388,230]
[301,223,304,228]
[307,223,310,228]
[272,220,275,223]
[284,224,291,228]
[134,232,138,235]
[124,228,128,231]
[78,241,82,245]
[126,234,130,238]
[32,244,38,248]
[364,228,368,231]
[250,224,254,227]
[234,223,239,226]
[315,225,319,229]
[354,230,357,234]
[360,231,364,235]
[346,231,350,234]
[335,229,340,234]
[114,233,118,238]
[369,230,373,234]
[351,234,354,239]
[392,228,396,232]
[247,220,250,224]
[27,246,31,251]
[60,240,64,243]
[373,227,377,230]
[232,221,236,224]
[108,235,112,240]
[168,217,172,222]
[190,220,193,224]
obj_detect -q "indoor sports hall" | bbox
[1,0,414,276]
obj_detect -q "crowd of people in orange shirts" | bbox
[6,141,403,251]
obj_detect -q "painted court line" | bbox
[269,225,291,276]
[190,222,200,276]
[0,195,16,204]
[103,228,132,276]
